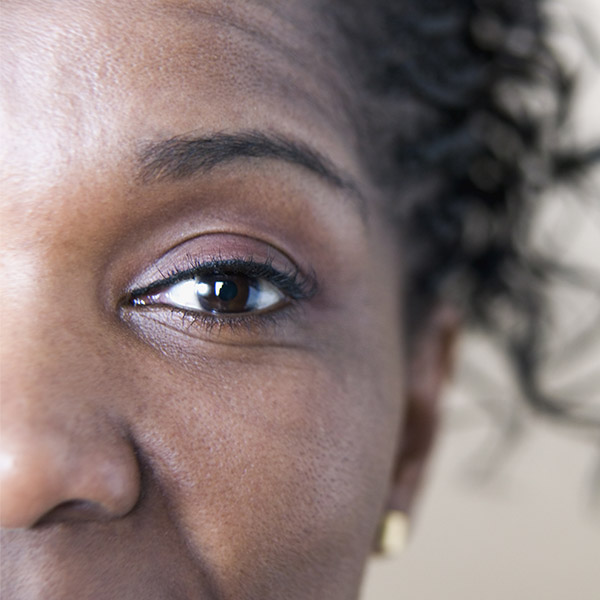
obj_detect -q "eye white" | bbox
[161,277,284,312]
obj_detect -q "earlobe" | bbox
[384,305,460,521]
[374,510,410,557]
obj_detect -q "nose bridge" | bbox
[2,277,105,424]
[0,234,115,412]
[0,270,141,530]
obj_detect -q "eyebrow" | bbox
[138,130,357,194]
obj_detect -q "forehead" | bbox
[1,0,358,187]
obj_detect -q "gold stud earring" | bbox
[376,510,409,557]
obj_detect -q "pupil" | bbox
[216,280,238,301]
[196,275,251,313]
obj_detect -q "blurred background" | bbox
[362,0,600,598]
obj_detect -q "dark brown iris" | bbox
[196,275,251,313]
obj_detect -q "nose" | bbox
[0,420,141,529]
[0,311,141,530]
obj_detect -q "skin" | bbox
[0,1,455,598]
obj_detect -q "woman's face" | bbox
[0,1,449,598]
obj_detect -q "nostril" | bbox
[0,429,141,529]
[34,499,118,527]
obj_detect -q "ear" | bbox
[386,305,460,518]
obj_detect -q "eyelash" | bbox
[125,256,318,332]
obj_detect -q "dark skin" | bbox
[0,1,455,598]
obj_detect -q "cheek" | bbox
[123,345,403,594]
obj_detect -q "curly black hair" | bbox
[323,0,599,427]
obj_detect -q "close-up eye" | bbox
[126,258,316,319]
[130,273,285,315]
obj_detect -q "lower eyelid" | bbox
[122,299,308,348]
